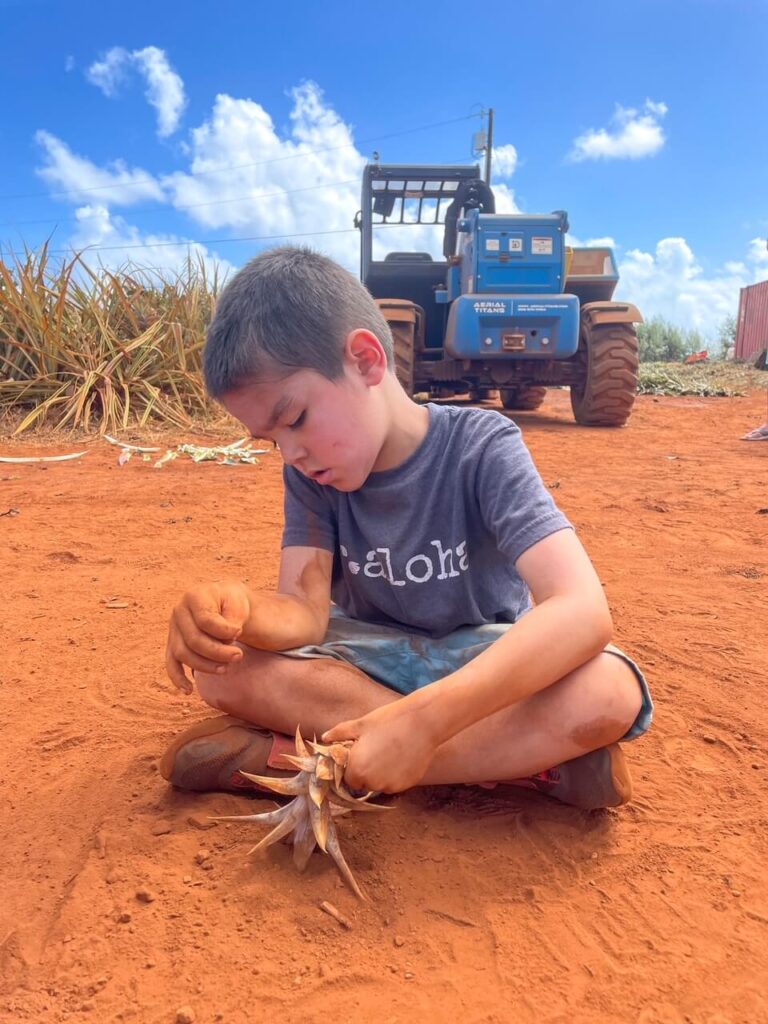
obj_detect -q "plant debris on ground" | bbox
[637,360,768,397]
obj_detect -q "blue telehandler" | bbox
[356,163,642,426]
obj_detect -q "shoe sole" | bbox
[555,743,633,810]
[606,743,633,806]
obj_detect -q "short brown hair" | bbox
[203,246,394,396]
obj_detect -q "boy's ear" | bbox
[344,329,387,385]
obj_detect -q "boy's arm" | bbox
[406,528,612,743]
[165,546,332,692]
[243,545,333,649]
[324,529,612,790]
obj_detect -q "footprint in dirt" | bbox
[661,734,740,775]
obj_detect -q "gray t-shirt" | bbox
[282,403,572,637]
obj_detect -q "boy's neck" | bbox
[371,385,430,474]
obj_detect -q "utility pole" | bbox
[484,107,494,184]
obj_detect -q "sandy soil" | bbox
[1,389,767,1024]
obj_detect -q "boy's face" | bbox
[221,332,389,492]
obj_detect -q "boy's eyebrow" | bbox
[266,395,293,430]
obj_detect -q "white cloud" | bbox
[491,144,518,178]
[64,55,75,73]
[38,72,524,272]
[162,83,365,268]
[87,47,129,95]
[132,47,186,138]
[68,204,233,280]
[747,236,768,268]
[566,233,617,250]
[568,100,667,162]
[614,236,766,335]
[87,45,186,137]
[490,181,520,218]
[35,130,164,205]
[564,233,767,335]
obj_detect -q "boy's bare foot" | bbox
[159,714,295,792]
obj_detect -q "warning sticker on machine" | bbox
[473,300,509,315]
[531,236,553,255]
[485,238,500,251]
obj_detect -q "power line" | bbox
[0,149,471,260]
[2,111,481,204]
[0,218,448,260]
[0,177,361,229]
[0,227,359,258]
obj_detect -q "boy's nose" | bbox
[279,437,308,468]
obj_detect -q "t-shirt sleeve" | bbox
[475,418,572,564]
[281,466,337,552]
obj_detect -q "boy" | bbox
[160,247,652,808]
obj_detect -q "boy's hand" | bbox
[323,702,439,794]
[166,580,251,694]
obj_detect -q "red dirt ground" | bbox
[1,389,767,1024]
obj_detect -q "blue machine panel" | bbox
[444,293,580,359]
[440,207,578,358]
[446,208,570,301]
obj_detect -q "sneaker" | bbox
[159,714,296,793]
[524,744,633,810]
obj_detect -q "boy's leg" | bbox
[163,643,642,802]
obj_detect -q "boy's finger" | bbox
[219,590,250,630]
[170,644,241,677]
[322,719,359,743]
[193,605,243,641]
[165,654,193,695]
[341,753,367,792]
[175,606,243,663]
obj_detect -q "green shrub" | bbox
[636,316,708,363]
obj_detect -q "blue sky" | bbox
[2,0,766,335]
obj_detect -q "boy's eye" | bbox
[288,411,306,429]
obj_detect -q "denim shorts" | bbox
[284,608,653,741]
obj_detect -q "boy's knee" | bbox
[193,651,256,712]
[194,670,227,711]
[193,647,293,715]
[594,651,644,736]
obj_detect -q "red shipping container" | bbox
[736,278,768,361]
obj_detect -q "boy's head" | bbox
[204,246,394,394]
[204,246,403,491]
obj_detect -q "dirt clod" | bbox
[187,814,216,831]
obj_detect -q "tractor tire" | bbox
[569,321,639,427]
[500,385,547,411]
[389,319,415,396]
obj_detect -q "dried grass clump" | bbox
[0,246,224,433]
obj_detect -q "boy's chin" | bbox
[330,468,370,492]
[330,477,361,493]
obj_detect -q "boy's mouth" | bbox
[310,468,333,485]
